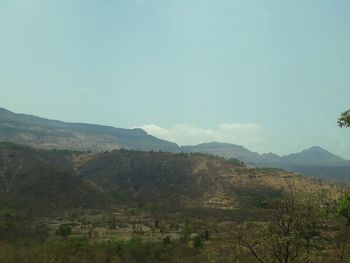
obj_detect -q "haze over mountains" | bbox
[182,142,350,167]
[0,107,179,153]
[182,142,350,183]
[1,107,350,183]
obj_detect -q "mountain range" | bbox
[1,107,349,183]
[0,107,179,152]
[182,142,350,183]
[0,142,340,218]
[183,142,349,166]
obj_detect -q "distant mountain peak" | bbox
[281,145,346,165]
[303,146,329,153]
[300,146,342,159]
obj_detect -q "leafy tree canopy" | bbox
[338,109,350,128]
[338,191,350,225]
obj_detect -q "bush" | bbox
[56,224,72,238]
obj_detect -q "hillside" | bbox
[0,143,345,263]
[79,150,341,212]
[0,142,341,218]
[183,142,350,183]
[0,142,108,216]
[0,107,179,152]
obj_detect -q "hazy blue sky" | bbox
[1,0,350,157]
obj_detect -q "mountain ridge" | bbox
[182,142,350,184]
[0,107,180,153]
[182,142,350,165]
[1,107,349,183]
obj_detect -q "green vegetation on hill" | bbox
[0,141,349,261]
[0,142,108,217]
[80,150,242,209]
[0,142,341,218]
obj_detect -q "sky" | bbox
[1,0,350,158]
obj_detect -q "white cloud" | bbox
[136,123,264,148]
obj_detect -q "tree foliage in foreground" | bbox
[236,192,326,263]
[338,109,350,128]
[338,191,350,225]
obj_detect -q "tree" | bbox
[56,224,72,238]
[338,191,350,225]
[193,235,204,249]
[338,109,350,127]
[154,220,159,229]
[236,192,325,263]
[0,208,19,240]
[336,110,350,222]
[337,110,350,219]
[204,230,210,240]
[335,188,350,261]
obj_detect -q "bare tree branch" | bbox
[237,234,266,263]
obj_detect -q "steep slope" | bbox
[0,107,179,152]
[78,150,340,211]
[0,142,108,216]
